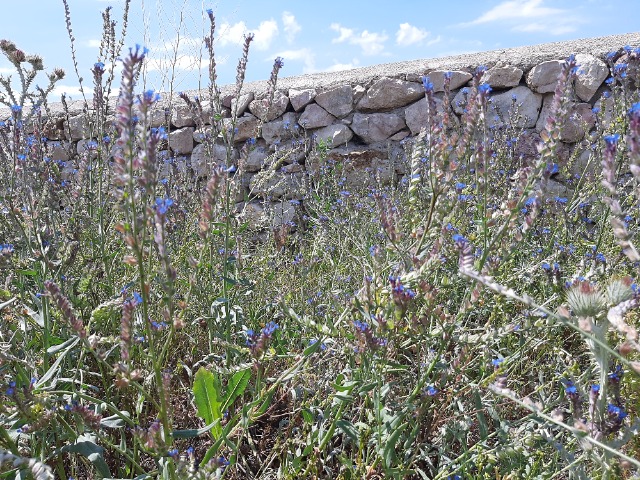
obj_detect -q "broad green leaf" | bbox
[192,367,223,439]
[383,425,404,469]
[336,420,359,444]
[172,418,220,438]
[61,434,111,478]
[221,369,250,412]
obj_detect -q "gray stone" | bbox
[168,127,194,154]
[48,141,71,161]
[76,139,98,158]
[313,124,353,147]
[244,145,269,172]
[535,96,596,142]
[321,145,394,188]
[289,88,316,111]
[231,92,254,116]
[574,54,609,102]
[488,86,542,129]
[405,95,458,136]
[299,104,335,129]
[191,143,238,177]
[451,88,471,115]
[65,116,90,140]
[527,60,564,93]
[193,126,214,144]
[357,77,423,111]
[483,65,523,89]
[249,171,305,199]
[172,104,196,128]
[593,93,615,128]
[149,108,168,128]
[352,85,366,104]
[315,85,353,118]
[248,91,289,122]
[351,112,406,143]
[261,112,297,145]
[224,115,259,143]
[426,70,472,92]
[238,201,296,229]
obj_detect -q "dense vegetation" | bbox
[1,2,639,479]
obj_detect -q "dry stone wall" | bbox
[16,33,640,230]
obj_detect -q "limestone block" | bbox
[451,88,471,115]
[191,143,237,177]
[249,91,289,122]
[487,86,542,129]
[262,112,298,145]
[48,141,71,161]
[231,92,254,116]
[168,127,194,154]
[351,112,405,144]
[527,60,564,93]
[172,104,196,128]
[315,85,353,118]
[535,96,595,142]
[356,77,423,111]
[574,54,609,102]
[244,145,269,172]
[249,171,305,199]
[483,65,523,89]
[224,115,259,143]
[405,95,458,136]
[299,104,335,129]
[313,124,353,147]
[426,70,472,92]
[65,115,90,140]
[193,126,214,144]
[309,145,394,187]
[148,108,167,128]
[289,88,316,111]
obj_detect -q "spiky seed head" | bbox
[606,277,634,306]
[566,281,606,317]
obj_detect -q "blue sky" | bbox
[0,0,638,101]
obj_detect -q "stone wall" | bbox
[12,33,640,229]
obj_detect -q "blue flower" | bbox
[11,105,22,113]
[452,234,467,243]
[421,76,434,92]
[565,384,577,394]
[425,386,438,396]
[607,404,628,421]
[491,358,504,367]
[155,197,174,215]
[603,134,620,146]
[478,83,492,94]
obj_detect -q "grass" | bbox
[1,2,640,479]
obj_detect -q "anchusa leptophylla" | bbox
[246,321,279,359]
[389,275,416,309]
[352,320,388,351]
[44,280,87,339]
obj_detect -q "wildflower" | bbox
[10,104,22,113]
[607,404,628,421]
[478,83,492,95]
[155,197,174,215]
[491,358,504,367]
[565,384,577,395]
[421,76,434,92]
[424,386,438,396]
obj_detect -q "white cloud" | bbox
[330,23,388,56]
[395,24,442,47]
[0,66,15,75]
[218,19,278,51]
[87,39,102,48]
[396,23,429,46]
[282,12,301,44]
[462,0,578,35]
[271,48,316,74]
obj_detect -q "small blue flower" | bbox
[565,384,577,395]
[603,134,620,146]
[491,358,504,367]
[155,197,174,215]
[452,234,467,243]
[478,83,492,95]
[425,386,438,396]
[421,76,434,92]
[11,105,22,113]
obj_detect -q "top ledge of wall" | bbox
[4,32,640,117]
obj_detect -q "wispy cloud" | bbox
[218,20,278,51]
[462,0,578,35]
[50,85,86,100]
[282,12,301,44]
[395,23,441,47]
[330,23,388,56]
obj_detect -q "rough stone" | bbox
[172,104,196,128]
[535,96,596,142]
[332,146,394,188]
[526,60,564,93]
[261,112,298,145]
[574,54,609,102]
[169,127,194,154]
[244,145,269,172]
[224,115,259,143]
[191,143,238,177]
[351,112,406,143]
[289,88,316,111]
[483,65,523,89]
[149,108,168,128]
[298,104,335,129]
[193,126,213,144]
[65,116,90,140]
[315,85,353,118]
[231,92,254,116]
[249,171,305,199]
[487,86,542,128]
[313,124,353,147]
[76,139,98,158]
[356,77,423,111]
[238,201,296,229]
[426,70,472,92]
[48,141,71,161]
[352,85,366,104]
[405,95,458,136]
[451,88,472,115]
[249,91,289,122]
